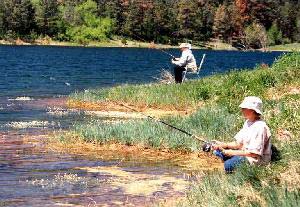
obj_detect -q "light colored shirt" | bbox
[172,49,197,72]
[234,120,272,164]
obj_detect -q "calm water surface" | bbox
[0,45,283,206]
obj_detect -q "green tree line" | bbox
[0,0,300,48]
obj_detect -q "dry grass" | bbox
[67,99,195,118]
[279,161,300,191]
[266,83,300,100]
[154,69,175,84]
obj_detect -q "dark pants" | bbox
[213,150,248,173]
[174,65,186,83]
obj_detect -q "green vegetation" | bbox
[63,0,114,45]
[268,43,300,51]
[64,53,300,206]
[1,1,300,49]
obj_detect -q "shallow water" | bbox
[0,130,190,207]
[0,46,283,206]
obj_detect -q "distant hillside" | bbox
[0,0,299,49]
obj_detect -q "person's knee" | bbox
[224,156,247,173]
[224,160,234,173]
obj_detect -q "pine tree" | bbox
[123,1,143,38]
[99,0,126,34]
[0,2,4,37]
[213,4,230,40]
[1,0,36,37]
[34,0,60,36]
[152,0,176,43]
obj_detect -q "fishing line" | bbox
[118,102,209,144]
[131,34,175,58]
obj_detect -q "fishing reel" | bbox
[202,142,213,152]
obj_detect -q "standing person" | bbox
[171,43,197,83]
[211,96,272,173]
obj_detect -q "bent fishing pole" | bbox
[118,102,209,144]
[131,34,175,59]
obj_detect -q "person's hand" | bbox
[211,140,224,151]
[212,144,224,151]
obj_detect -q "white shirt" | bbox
[234,120,272,164]
[172,49,197,71]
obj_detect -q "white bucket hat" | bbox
[239,96,263,115]
[179,43,191,50]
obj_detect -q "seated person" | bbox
[171,43,197,83]
[212,96,272,173]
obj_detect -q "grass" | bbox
[268,43,300,52]
[71,106,239,151]
[61,52,300,206]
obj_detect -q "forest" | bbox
[0,0,300,49]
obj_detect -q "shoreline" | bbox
[1,38,299,51]
[0,38,236,51]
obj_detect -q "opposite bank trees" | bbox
[0,0,300,49]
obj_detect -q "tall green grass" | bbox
[178,165,300,207]
[73,106,239,151]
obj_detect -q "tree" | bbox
[176,0,195,40]
[277,2,298,42]
[152,0,177,43]
[244,22,268,49]
[294,10,300,42]
[33,0,60,36]
[192,1,215,41]
[66,0,115,44]
[213,4,231,41]
[1,0,36,37]
[0,2,4,37]
[99,0,126,34]
[123,1,144,38]
[267,23,283,46]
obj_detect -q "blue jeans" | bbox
[213,150,248,173]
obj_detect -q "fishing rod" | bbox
[131,34,175,58]
[118,102,209,144]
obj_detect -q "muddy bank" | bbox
[67,99,194,119]
[48,135,223,172]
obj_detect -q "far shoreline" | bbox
[1,38,299,52]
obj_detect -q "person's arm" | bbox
[172,52,188,66]
[222,149,261,159]
[213,141,242,150]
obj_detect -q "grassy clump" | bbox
[178,164,300,207]
[73,106,239,151]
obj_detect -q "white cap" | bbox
[239,96,263,115]
[179,43,191,50]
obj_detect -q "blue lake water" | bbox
[1,45,283,98]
